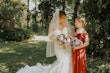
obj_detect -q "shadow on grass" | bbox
[0,41,110,73]
[0,41,56,73]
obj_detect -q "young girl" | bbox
[72,17,89,73]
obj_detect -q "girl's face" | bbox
[75,19,83,29]
[59,15,66,24]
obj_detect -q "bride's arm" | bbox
[68,32,74,39]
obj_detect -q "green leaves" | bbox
[0,0,26,30]
[83,0,110,58]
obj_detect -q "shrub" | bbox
[83,0,110,59]
[2,28,33,41]
[22,28,33,40]
[31,23,40,33]
[3,28,24,41]
[0,30,4,42]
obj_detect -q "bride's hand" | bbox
[61,44,66,49]
[68,33,73,39]
[49,36,54,42]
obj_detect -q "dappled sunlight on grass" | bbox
[27,40,38,44]
[0,40,56,73]
[0,40,109,73]
[0,47,16,53]
[0,63,9,73]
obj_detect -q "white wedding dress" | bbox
[16,27,72,73]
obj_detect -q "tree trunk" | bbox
[73,0,80,22]
[62,0,66,11]
[27,0,30,29]
[34,0,37,23]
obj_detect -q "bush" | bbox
[0,30,4,42]
[83,0,110,59]
[31,23,40,33]
[22,28,33,40]
[2,28,33,41]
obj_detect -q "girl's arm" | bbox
[73,30,89,51]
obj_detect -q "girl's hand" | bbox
[73,46,79,51]
[73,46,82,52]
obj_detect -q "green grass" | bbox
[0,40,109,73]
[0,40,56,73]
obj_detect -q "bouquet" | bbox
[57,33,81,49]
[57,34,70,49]
[70,37,81,46]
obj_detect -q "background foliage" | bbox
[83,0,110,59]
[0,0,110,73]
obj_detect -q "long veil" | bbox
[46,9,72,57]
[46,9,59,57]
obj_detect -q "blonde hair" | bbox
[76,17,87,27]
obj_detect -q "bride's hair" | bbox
[59,11,66,18]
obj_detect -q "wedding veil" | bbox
[46,9,72,57]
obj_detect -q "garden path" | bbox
[31,36,50,41]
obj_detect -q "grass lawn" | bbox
[0,40,56,73]
[0,40,110,73]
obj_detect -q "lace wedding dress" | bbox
[16,27,72,73]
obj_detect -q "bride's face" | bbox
[59,15,66,24]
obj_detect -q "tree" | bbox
[0,0,26,30]
[38,0,71,30]
[73,0,80,22]
[83,0,110,59]
[26,0,31,29]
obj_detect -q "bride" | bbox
[16,9,72,73]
